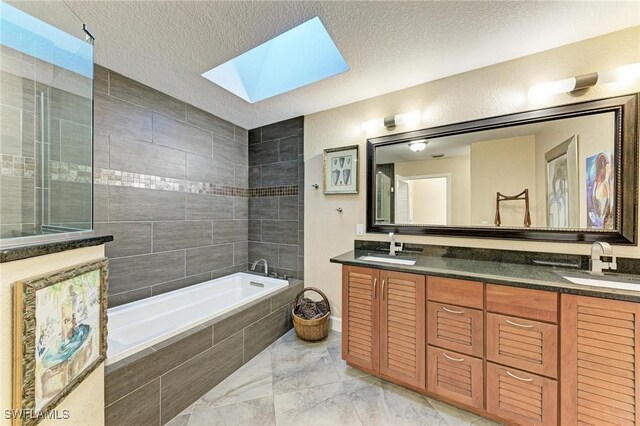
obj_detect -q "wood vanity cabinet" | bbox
[560,294,640,426]
[342,265,426,390]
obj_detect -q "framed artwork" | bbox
[13,258,108,426]
[323,145,359,194]
[586,151,614,229]
[545,135,579,228]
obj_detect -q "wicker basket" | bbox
[292,287,331,341]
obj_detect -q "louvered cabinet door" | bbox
[487,363,557,426]
[342,265,379,372]
[427,302,483,357]
[427,346,484,410]
[379,270,426,390]
[487,313,557,378]
[561,295,640,426]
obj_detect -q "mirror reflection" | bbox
[374,112,616,229]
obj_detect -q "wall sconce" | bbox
[362,110,421,131]
[528,62,640,100]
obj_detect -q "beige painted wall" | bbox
[533,113,616,228]
[395,156,470,225]
[470,136,536,227]
[305,26,640,319]
[0,246,106,426]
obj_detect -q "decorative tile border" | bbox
[1,154,35,178]
[0,155,298,197]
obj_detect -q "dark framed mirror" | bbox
[366,94,638,244]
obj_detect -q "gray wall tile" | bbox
[278,245,298,270]
[186,193,233,220]
[186,244,233,275]
[249,141,278,166]
[260,116,303,141]
[248,128,261,145]
[58,119,92,165]
[235,165,248,188]
[210,264,245,279]
[109,250,186,294]
[233,241,248,266]
[50,86,91,125]
[108,287,151,308]
[279,196,298,220]
[105,378,160,426]
[94,131,109,168]
[186,153,234,185]
[151,272,211,296]
[278,135,298,162]
[186,104,234,140]
[110,71,185,121]
[160,331,243,422]
[109,186,185,221]
[248,242,279,268]
[243,306,291,361]
[262,220,298,245]
[213,299,270,344]
[249,220,262,242]
[261,160,297,186]
[212,134,247,165]
[94,92,152,142]
[94,64,108,94]
[270,282,303,312]
[234,197,248,220]
[94,184,109,222]
[212,220,248,244]
[249,197,278,220]
[110,136,186,179]
[153,113,212,158]
[235,126,248,144]
[94,222,152,258]
[249,165,262,187]
[153,220,212,252]
[49,181,91,224]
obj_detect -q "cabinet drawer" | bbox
[428,277,483,310]
[487,362,557,426]
[487,313,557,378]
[427,302,483,357]
[486,284,558,323]
[427,346,483,410]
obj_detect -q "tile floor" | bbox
[166,330,501,426]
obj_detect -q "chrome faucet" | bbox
[589,242,617,275]
[251,258,269,275]
[388,232,403,256]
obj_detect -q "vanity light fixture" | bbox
[528,62,640,100]
[408,140,428,152]
[362,110,421,131]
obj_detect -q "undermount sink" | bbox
[358,255,417,266]
[562,275,640,292]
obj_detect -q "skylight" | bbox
[202,17,349,103]
[0,1,93,78]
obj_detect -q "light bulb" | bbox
[394,111,421,126]
[528,77,576,101]
[409,140,427,152]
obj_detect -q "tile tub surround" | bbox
[248,117,305,280]
[165,329,499,426]
[93,65,251,307]
[105,279,303,425]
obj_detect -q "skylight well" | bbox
[201,17,349,103]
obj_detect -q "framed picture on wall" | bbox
[323,145,359,194]
[13,259,108,426]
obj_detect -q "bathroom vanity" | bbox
[331,250,640,426]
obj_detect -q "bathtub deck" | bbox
[165,329,501,426]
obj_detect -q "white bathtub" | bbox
[106,273,289,365]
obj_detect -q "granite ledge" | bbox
[331,250,640,303]
[0,234,114,263]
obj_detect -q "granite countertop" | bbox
[331,249,640,303]
[0,234,114,263]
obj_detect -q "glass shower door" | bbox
[0,0,94,247]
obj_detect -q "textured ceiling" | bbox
[41,1,640,128]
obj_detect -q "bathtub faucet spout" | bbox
[251,258,269,275]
